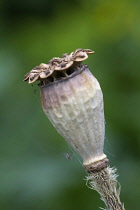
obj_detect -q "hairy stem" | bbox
[86,167,125,210]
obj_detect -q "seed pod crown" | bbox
[24,49,94,84]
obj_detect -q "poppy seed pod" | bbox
[24,49,109,172]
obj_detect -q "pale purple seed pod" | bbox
[24,49,109,172]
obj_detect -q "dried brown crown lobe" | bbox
[23,49,94,84]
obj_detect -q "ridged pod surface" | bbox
[40,66,106,166]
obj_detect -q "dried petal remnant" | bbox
[23,49,94,84]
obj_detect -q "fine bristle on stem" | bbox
[86,167,125,210]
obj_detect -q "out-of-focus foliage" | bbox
[0,0,140,209]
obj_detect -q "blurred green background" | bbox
[1,0,140,209]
